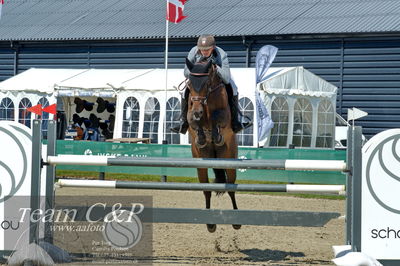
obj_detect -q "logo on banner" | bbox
[84,149,93,156]
[365,134,400,214]
[0,122,31,202]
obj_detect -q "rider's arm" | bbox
[215,48,231,84]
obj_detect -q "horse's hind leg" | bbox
[197,168,216,233]
[228,191,241,230]
[204,190,216,233]
[226,169,241,230]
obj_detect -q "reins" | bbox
[176,79,188,92]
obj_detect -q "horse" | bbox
[185,58,240,233]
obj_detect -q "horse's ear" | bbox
[186,58,194,71]
[206,59,212,71]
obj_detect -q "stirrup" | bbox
[170,122,189,134]
[232,121,252,133]
[242,121,253,129]
[232,122,244,133]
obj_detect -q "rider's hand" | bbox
[208,56,217,65]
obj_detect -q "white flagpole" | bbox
[164,4,169,144]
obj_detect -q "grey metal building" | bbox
[0,0,399,139]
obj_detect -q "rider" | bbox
[171,34,252,134]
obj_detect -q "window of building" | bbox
[38,97,50,139]
[19,98,32,128]
[165,97,180,144]
[269,97,289,147]
[293,98,313,148]
[143,97,160,143]
[316,99,335,148]
[0,98,14,121]
[237,97,254,146]
[122,97,140,138]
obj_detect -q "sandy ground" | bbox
[51,187,346,266]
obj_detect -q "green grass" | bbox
[56,169,345,200]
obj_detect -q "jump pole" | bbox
[46,155,347,172]
[56,179,346,194]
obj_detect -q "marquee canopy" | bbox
[259,66,337,98]
[0,66,335,98]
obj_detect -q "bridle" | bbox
[189,65,224,105]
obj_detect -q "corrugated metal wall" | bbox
[342,38,400,136]
[1,35,399,139]
[0,45,15,80]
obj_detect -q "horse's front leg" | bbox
[196,128,207,148]
[211,126,224,146]
[211,110,225,146]
[189,121,207,148]
[197,168,216,233]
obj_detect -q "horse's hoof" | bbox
[195,137,207,148]
[232,224,241,230]
[214,135,224,146]
[207,224,217,233]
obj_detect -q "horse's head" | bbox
[185,58,234,152]
[185,58,216,121]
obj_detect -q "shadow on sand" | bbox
[241,248,304,262]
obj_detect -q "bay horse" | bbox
[185,58,240,233]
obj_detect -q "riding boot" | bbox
[229,95,252,133]
[170,90,189,134]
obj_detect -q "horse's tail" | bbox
[213,168,227,196]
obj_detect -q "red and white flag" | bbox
[166,0,187,24]
[0,0,4,20]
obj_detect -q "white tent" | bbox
[0,66,337,148]
[259,66,337,97]
[259,66,338,148]
[0,68,87,94]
